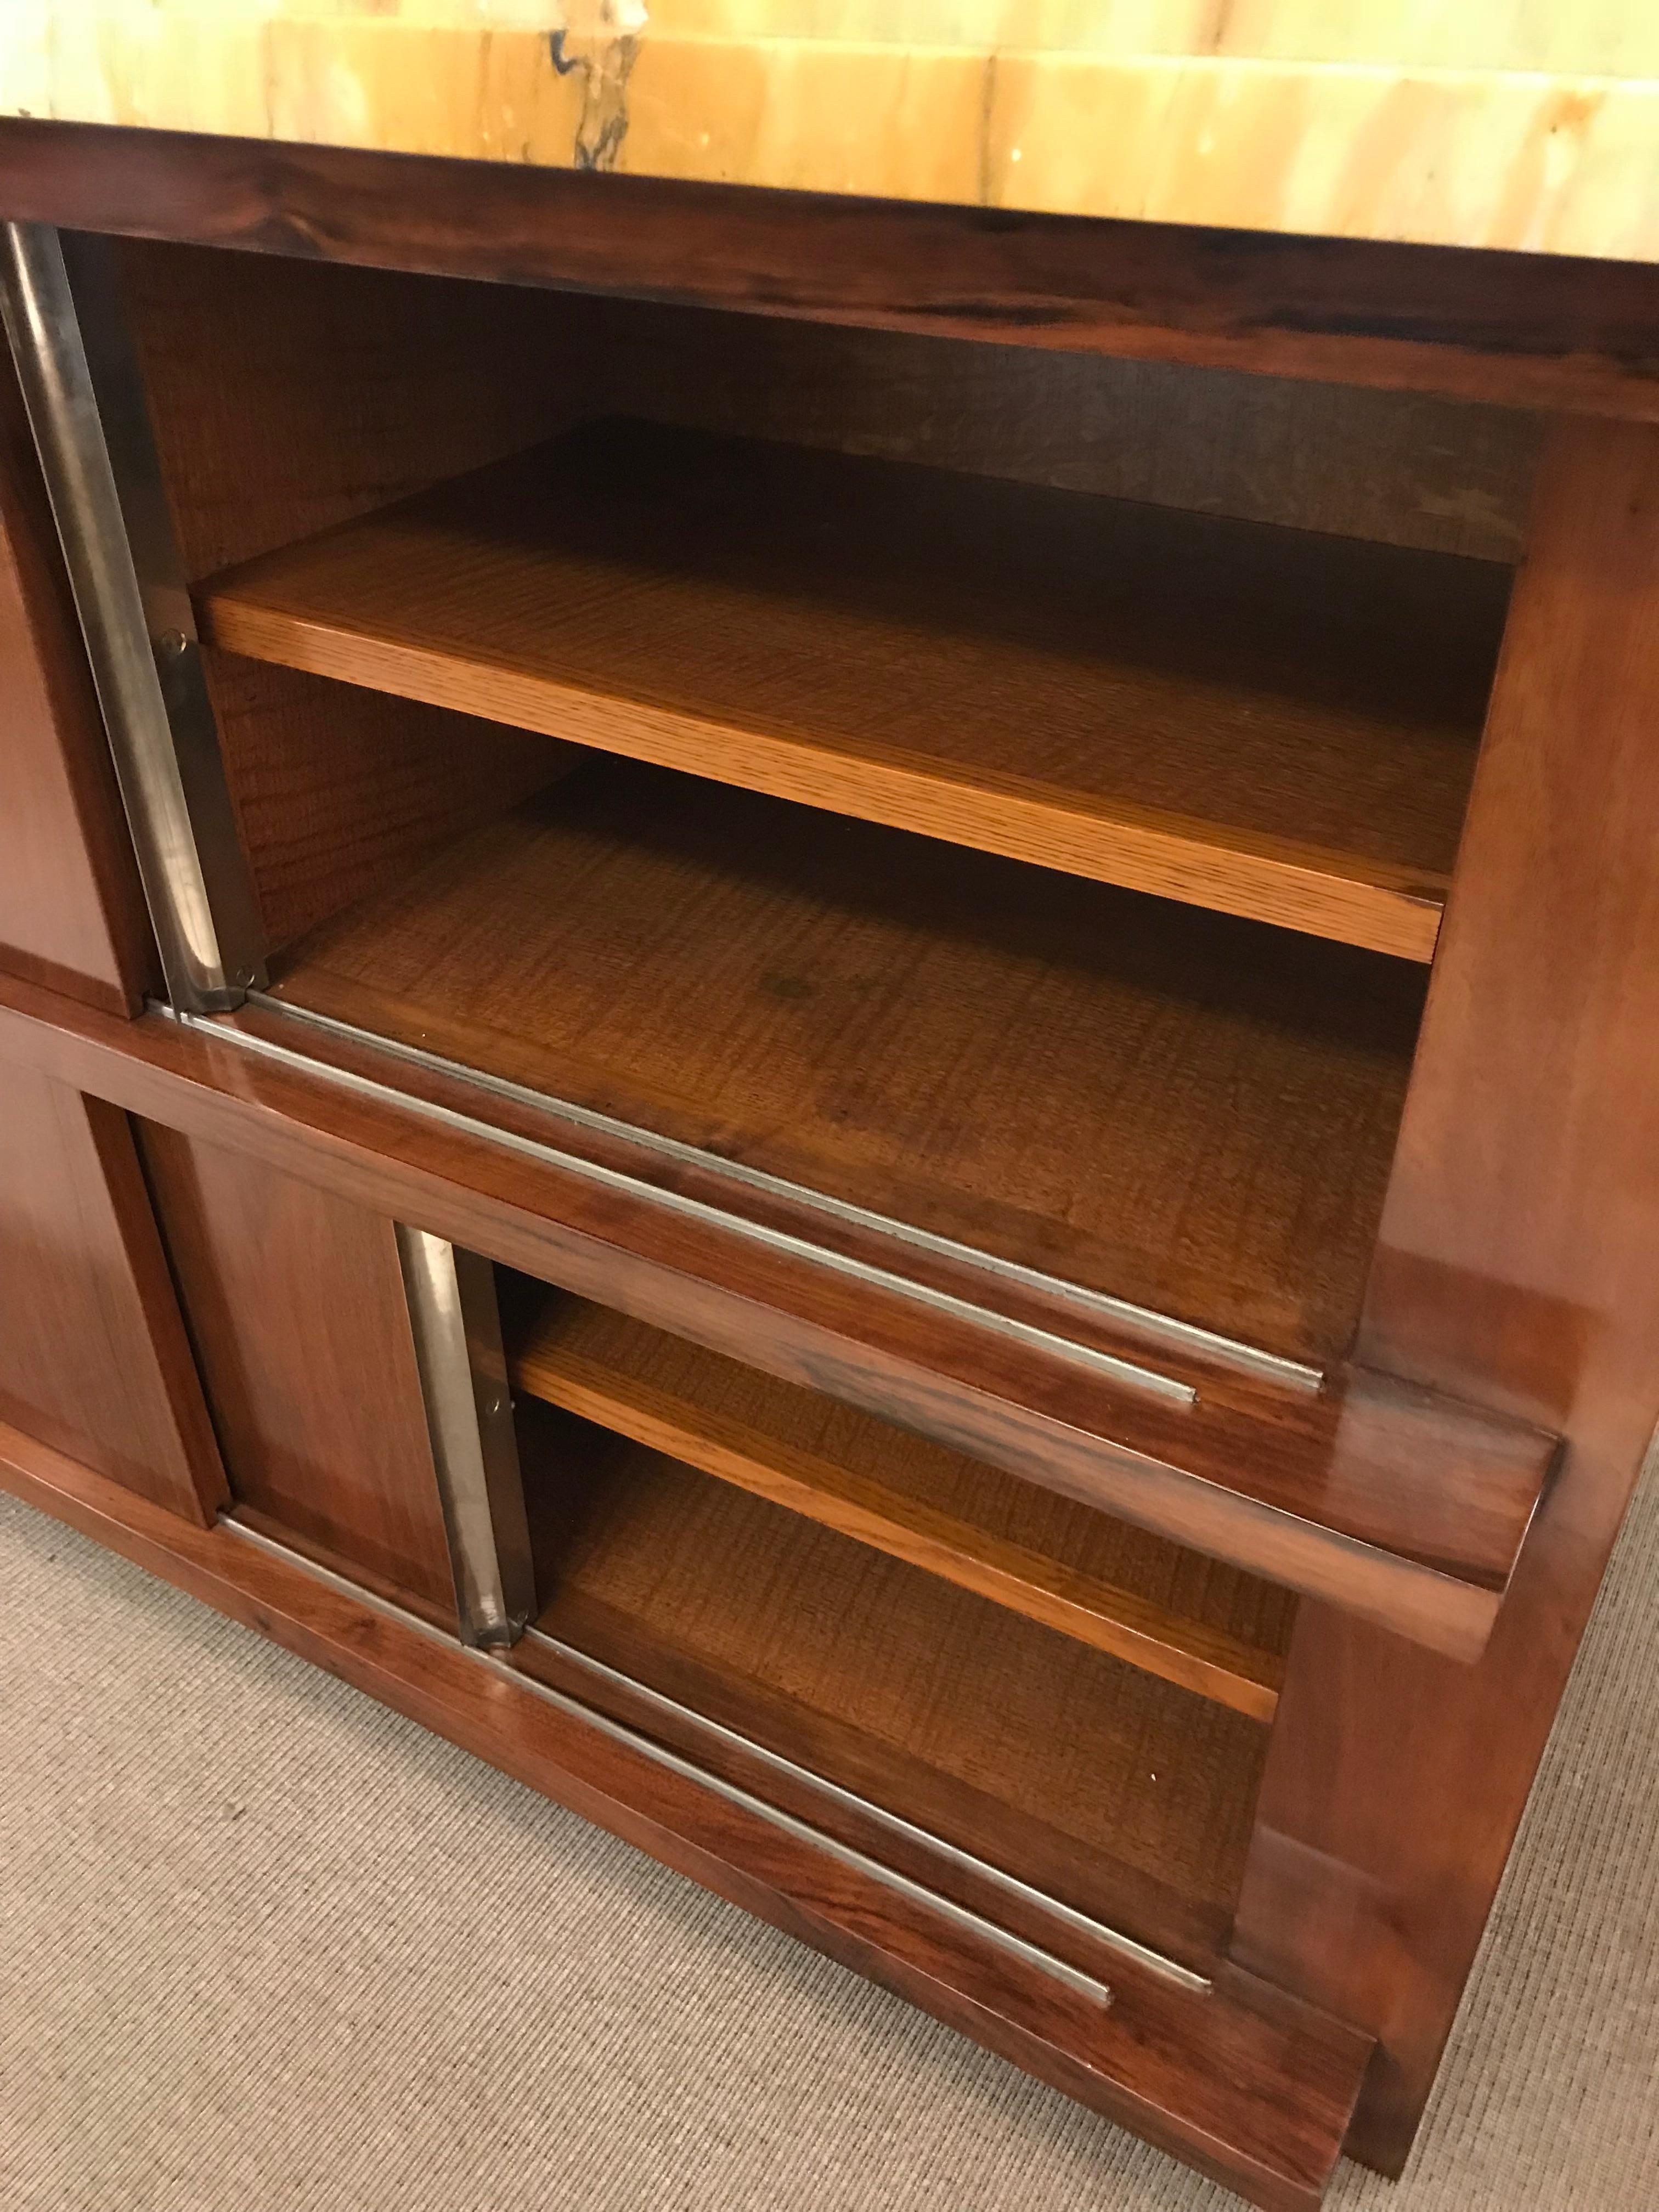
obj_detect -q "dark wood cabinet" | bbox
[137,1124,458,1620]
[0,1057,219,1520]
[2,119,1658,2211]
[0,338,154,1012]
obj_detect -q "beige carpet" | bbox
[2,1470,1656,2212]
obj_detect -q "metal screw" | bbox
[156,628,189,659]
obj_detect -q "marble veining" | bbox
[3,3,1657,258]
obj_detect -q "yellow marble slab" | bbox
[4,3,1658,260]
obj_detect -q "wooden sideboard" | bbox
[3,115,1658,2211]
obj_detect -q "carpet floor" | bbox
[2,1466,1656,2212]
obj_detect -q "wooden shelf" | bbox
[518,1402,1278,1963]
[270,755,1429,1370]
[200,419,1510,961]
[508,1287,1295,1722]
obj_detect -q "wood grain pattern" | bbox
[204,422,1508,957]
[112,239,595,955]
[520,1405,1273,1949]
[137,1122,457,1616]
[122,238,1542,564]
[1235,417,1659,2171]
[562,297,1540,564]
[0,1058,222,1521]
[509,1287,1293,1719]
[270,757,1427,1367]
[0,1414,1371,2212]
[2,124,1658,423]
[200,656,579,956]
[0,339,155,1013]
[117,239,601,584]
[0,971,1554,1657]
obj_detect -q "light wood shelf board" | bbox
[203,422,1510,960]
[509,1290,1293,1720]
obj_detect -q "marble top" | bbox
[3,3,1657,261]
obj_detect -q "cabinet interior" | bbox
[111,239,1552,1813]
[501,1272,1290,1969]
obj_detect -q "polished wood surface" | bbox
[510,1287,1292,1720]
[3,123,1659,424]
[521,1404,1272,1955]
[10,7,1659,269]
[0,1058,222,1522]
[137,1123,456,1616]
[0,1414,1372,2212]
[0,967,1554,1657]
[0,345,155,1014]
[1236,416,1659,2170]
[204,422,1505,959]
[271,758,1425,1367]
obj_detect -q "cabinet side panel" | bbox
[0,342,155,1012]
[0,1056,221,1519]
[1235,417,1659,2169]
[138,1120,456,1616]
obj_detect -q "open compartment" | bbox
[500,1273,1289,1972]
[505,1279,1297,1722]
[199,415,1511,961]
[105,238,1556,1657]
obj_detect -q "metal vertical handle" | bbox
[396,1226,537,1648]
[0,221,264,1010]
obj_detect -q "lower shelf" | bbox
[1,1417,1373,2212]
[516,1395,1277,1968]
[507,1282,1295,1720]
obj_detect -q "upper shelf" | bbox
[199,421,1509,961]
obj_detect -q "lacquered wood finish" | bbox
[201,421,1506,958]
[0,1057,222,1521]
[0,341,154,1013]
[1235,416,1659,2169]
[137,1122,456,1617]
[0,969,1555,1658]
[2,121,1658,422]
[509,1289,1293,1719]
[0,1413,1374,2212]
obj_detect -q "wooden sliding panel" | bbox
[1235,418,1659,2171]
[0,957,1555,1661]
[0,343,155,1013]
[138,1123,456,1620]
[0,1057,222,1521]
